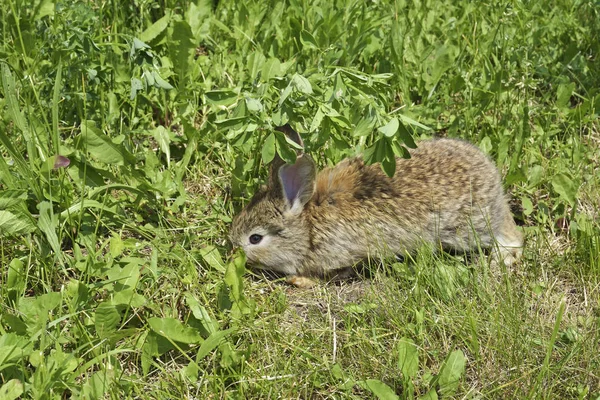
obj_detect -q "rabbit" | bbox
[230,125,523,288]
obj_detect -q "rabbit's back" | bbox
[303,139,520,273]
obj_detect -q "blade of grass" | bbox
[51,62,62,156]
[0,63,33,179]
[529,299,566,397]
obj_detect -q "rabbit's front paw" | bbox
[286,275,318,288]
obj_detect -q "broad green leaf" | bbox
[391,140,410,159]
[0,152,15,187]
[521,196,534,216]
[223,250,253,317]
[224,251,246,304]
[344,302,378,314]
[390,20,404,64]
[424,44,456,95]
[331,363,344,380]
[371,73,394,80]
[397,337,419,379]
[381,153,396,177]
[81,371,109,400]
[109,234,124,258]
[300,30,318,49]
[185,293,218,334]
[171,20,195,82]
[438,350,466,396]
[1,63,31,141]
[142,332,158,375]
[37,292,62,312]
[274,132,297,164]
[310,107,325,133]
[139,13,171,43]
[131,38,150,54]
[279,83,294,106]
[152,126,171,168]
[332,73,346,99]
[78,120,135,165]
[45,347,79,375]
[366,138,396,177]
[114,291,146,309]
[0,379,24,400]
[211,18,233,36]
[109,262,144,306]
[151,71,174,89]
[261,133,276,164]
[353,113,377,137]
[378,118,399,137]
[196,328,234,361]
[245,97,263,113]
[0,333,33,366]
[262,58,281,81]
[398,113,432,131]
[183,361,200,382]
[148,317,203,344]
[219,341,241,369]
[0,210,36,236]
[34,0,54,20]
[552,173,578,205]
[95,302,120,338]
[0,63,32,176]
[279,58,295,75]
[358,379,399,400]
[247,51,266,82]
[271,108,288,126]
[116,262,141,290]
[205,90,238,106]
[556,82,576,109]
[144,68,156,86]
[7,258,24,292]
[284,135,304,151]
[130,77,143,99]
[291,74,313,94]
[37,201,62,259]
[186,0,212,40]
[397,121,417,148]
[199,245,226,273]
[17,292,62,329]
[328,114,351,129]
[528,165,544,187]
[479,136,493,155]
[214,116,248,130]
[420,390,439,400]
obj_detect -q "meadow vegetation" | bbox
[0,0,599,398]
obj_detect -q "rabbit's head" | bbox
[229,126,316,276]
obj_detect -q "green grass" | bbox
[1,0,599,398]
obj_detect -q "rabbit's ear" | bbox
[268,124,307,195]
[278,155,316,215]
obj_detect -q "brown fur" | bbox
[230,136,523,286]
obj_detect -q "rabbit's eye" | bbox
[249,234,263,245]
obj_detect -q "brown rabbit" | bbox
[230,125,523,288]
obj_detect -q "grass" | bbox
[1,0,599,398]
